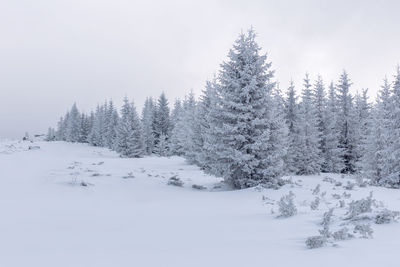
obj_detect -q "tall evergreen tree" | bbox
[336,71,357,173]
[284,80,300,173]
[312,76,326,154]
[66,103,81,143]
[362,78,391,184]
[104,100,119,149]
[196,78,219,169]
[385,66,400,186]
[153,92,171,155]
[115,97,145,157]
[207,29,285,188]
[142,97,156,155]
[295,74,321,175]
[322,82,344,172]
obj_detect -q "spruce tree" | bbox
[385,66,400,186]
[362,78,391,184]
[284,80,300,173]
[322,82,344,172]
[115,97,145,158]
[104,100,119,149]
[142,97,156,155]
[66,103,81,143]
[295,74,321,175]
[153,92,171,155]
[336,71,357,173]
[207,29,285,188]
[196,78,219,169]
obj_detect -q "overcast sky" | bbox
[1,0,400,138]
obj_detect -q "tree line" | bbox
[48,29,400,189]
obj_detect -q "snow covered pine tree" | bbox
[206,28,287,189]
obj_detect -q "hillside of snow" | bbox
[1,140,400,267]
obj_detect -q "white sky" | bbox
[1,0,400,138]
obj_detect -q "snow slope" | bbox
[1,141,399,267]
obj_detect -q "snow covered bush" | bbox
[353,224,373,239]
[332,227,353,241]
[312,184,321,195]
[310,197,320,210]
[355,174,368,187]
[122,172,135,179]
[278,191,297,217]
[342,192,351,199]
[167,176,184,187]
[375,209,400,224]
[192,184,207,190]
[344,181,355,190]
[305,236,326,249]
[319,208,334,237]
[346,192,374,219]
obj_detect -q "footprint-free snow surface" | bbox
[1,141,400,267]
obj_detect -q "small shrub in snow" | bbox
[319,208,334,237]
[322,176,336,184]
[122,172,135,179]
[320,191,327,198]
[332,193,341,200]
[312,184,321,195]
[375,209,400,224]
[305,236,326,249]
[278,191,297,218]
[192,184,207,190]
[344,181,355,190]
[310,197,320,210]
[335,181,343,187]
[332,227,353,241]
[355,174,367,188]
[353,224,373,239]
[91,173,101,177]
[339,200,345,208]
[167,176,184,187]
[342,192,351,199]
[346,192,374,219]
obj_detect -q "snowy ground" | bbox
[1,140,400,267]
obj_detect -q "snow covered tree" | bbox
[267,85,289,178]
[336,71,357,173]
[362,78,392,184]
[169,98,184,156]
[170,98,183,131]
[206,29,286,188]
[103,100,119,149]
[115,97,145,158]
[169,93,195,157]
[385,66,400,186]
[77,113,91,143]
[322,82,344,172]
[66,103,81,143]
[46,127,56,141]
[353,89,371,172]
[142,97,156,155]
[87,104,106,147]
[152,92,171,155]
[181,91,199,164]
[294,74,321,175]
[195,78,219,169]
[284,80,300,173]
[55,116,66,141]
[312,76,326,155]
